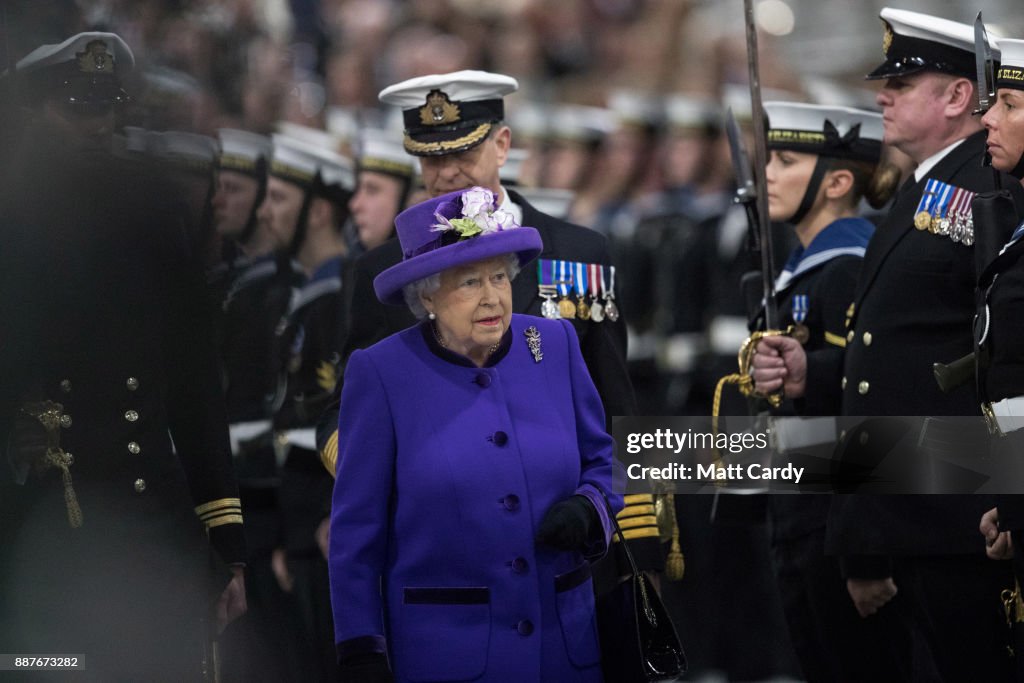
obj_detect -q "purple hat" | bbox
[374,186,543,305]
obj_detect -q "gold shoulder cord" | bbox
[654,490,685,581]
[1002,580,1024,657]
[709,328,792,478]
[21,401,83,528]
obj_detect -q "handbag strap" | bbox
[599,490,658,627]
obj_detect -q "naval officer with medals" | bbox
[752,9,1024,680]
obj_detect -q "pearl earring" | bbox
[428,312,436,320]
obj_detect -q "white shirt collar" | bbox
[913,138,966,183]
[498,185,523,226]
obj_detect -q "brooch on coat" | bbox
[525,326,543,363]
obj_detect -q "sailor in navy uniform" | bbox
[973,37,1024,678]
[753,10,1024,680]
[261,132,355,683]
[0,32,246,681]
[207,128,274,312]
[752,101,901,682]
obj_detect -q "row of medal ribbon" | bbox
[537,260,619,322]
[913,178,976,246]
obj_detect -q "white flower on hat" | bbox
[461,187,494,219]
[431,186,519,239]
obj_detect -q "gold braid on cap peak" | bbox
[403,122,492,155]
[882,21,894,55]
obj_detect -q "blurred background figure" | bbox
[0,30,247,681]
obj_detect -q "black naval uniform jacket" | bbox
[220,254,305,424]
[274,258,344,556]
[808,131,1024,571]
[0,149,244,674]
[975,212,1024,537]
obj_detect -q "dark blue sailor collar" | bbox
[287,257,341,315]
[308,256,342,285]
[776,217,874,290]
[420,319,512,368]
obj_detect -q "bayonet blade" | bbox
[725,107,755,205]
[974,12,994,113]
[742,0,778,330]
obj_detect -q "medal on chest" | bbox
[588,263,604,322]
[574,261,591,320]
[603,265,620,322]
[791,295,810,345]
[537,260,561,319]
[556,259,577,319]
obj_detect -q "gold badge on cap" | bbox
[420,90,461,126]
[77,40,114,73]
[882,21,893,55]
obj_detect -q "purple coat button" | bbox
[516,620,534,636]
[475,373,491,388]
[511,557,529,574]
[502,494,520,511]
[492,431,508,446]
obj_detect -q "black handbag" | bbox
[596,494,686,682]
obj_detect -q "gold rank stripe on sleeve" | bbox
[612,526,662,542]
[203,513,244,529]
[611,493,661,541]
[320,429,339,477]
[617,515,659,531]
[618,504,656,518]
[194,498,243,531]
[824,330,848,348]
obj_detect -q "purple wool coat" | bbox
[329,313,622,682]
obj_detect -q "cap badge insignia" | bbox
[77,40,114,73]
[882,22,893,55]
[420,90,461,126]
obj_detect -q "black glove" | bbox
[535,495,598,553]
[337,653,393,683]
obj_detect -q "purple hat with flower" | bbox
[374,186,543,305]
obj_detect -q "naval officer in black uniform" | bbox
[0,32,246,681]
[752,9,1024,681]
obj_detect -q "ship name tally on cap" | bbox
[765,102,883,162]
[270,133,355,193]
[358,129,417,178]
[379,70,518,157]
[218,129,271,176]
[997,39,1024,90]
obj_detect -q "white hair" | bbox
[402,253,522,320]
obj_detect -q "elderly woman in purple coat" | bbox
[328,186,623,682]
